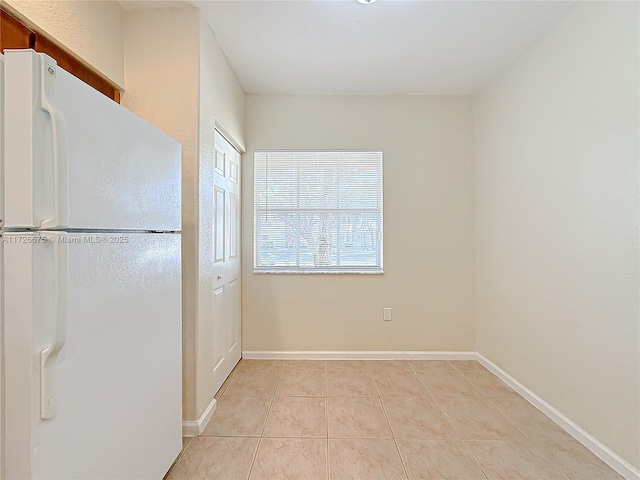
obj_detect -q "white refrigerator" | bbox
[1,50,183,479]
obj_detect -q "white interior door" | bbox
[211,130,242,393]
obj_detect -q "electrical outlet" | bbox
[383,307,392,321]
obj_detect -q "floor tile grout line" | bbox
[463,374,512,398]
[489,402,575,476]
[488,400,576,480]
[459,439,492,480]
[245,437,262,480]
[247,363,283,480]
[416,360,493,480]
[325,394,330,480]
[462,438,571,480]
[378,392,410,480]
[412,363,467,443]
[402,364,470,478]
[323,362,329,480]
[217,358,242,397]
[413,362,454,405]
[524,442,572,480]
[259,364,284,437]
[413,362,485,400]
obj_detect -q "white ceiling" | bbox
[193,0,574,96]
[118,1,189,10]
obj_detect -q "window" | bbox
[254,150,383,274]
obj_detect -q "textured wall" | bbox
[475,1,639,468]
[199,15,245,151]
[243,95,476,352]
[4,0,124,86]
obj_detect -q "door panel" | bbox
[214,187,226,264]
[227,279,239,353]
[230,192,239,260]
[211,131,242,394]
[229,152,239,185]
[212,286,226,371]
[214,145,225,176]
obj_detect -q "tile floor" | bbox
[166,360,623,480]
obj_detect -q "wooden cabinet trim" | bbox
[1,6,121,103]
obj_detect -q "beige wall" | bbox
[475,1,639,469]
[2,0,125,87]
[243,95,475,352]
[200,15,246,151]
[123,8,245,422]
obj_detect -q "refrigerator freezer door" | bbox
[3,50,181,231]
[3,231,182,479]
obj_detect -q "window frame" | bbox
[253,149,384,275]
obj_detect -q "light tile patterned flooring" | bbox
[166,360,623,480]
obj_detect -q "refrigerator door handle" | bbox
[40,234,69,420]
[39,56,70,230]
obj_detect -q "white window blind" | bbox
[254,151,383,274]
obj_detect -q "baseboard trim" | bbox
[242,350,477,360]
[182,397,217,437]
[477,354,639,480]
